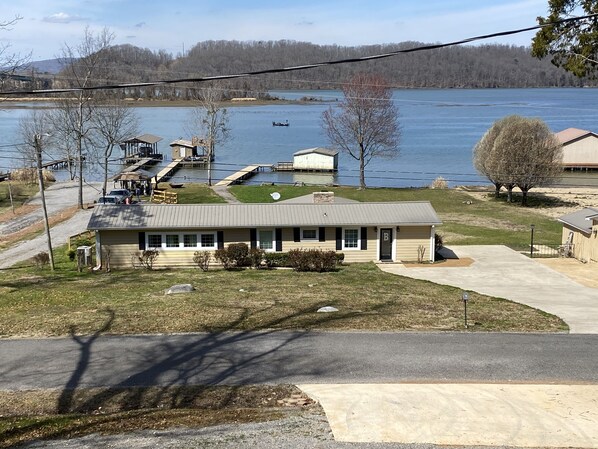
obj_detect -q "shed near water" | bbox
[293,147,338,171]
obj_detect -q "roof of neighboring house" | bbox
[558,207,598,234]
[123,134,163,145]
[88,202,442,231]
[293,147,339,157]
[279,194,358,204]
[555,128,598,145]
[169,139,195,148]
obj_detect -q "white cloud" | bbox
[43,12,87,24]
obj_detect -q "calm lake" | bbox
[2,88,598,188]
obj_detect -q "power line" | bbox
[1,13,597,96]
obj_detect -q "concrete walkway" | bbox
[378,245,598,334]
[300,383,598,447]
[211,185,241,203]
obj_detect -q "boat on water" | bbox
[272,120,289,127]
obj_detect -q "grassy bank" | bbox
[0,182,39,215]
[228,185,563,247]
[0,385,309,448]
[0,254,566,337]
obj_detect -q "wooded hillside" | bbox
[16,40,593,97]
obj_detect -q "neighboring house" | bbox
[558,207,598,263]
[555,128,598,169]
[293,147,339,171]
[87,194,441,269]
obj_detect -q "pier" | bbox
[155,158,184,184]
[215,164,272,187]
[41,157,85,170]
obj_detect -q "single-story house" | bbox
[87,195,441,269]
[293,147,339,171]
[555,128,598,169]
[558,207,598,263]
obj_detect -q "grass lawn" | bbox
[228,185,563,247]
[0,181,39,215]
[0,251,566,337]
[155,183,226,204]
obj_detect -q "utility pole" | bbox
[35,134,55,270]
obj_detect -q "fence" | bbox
[514,243,575,259]
[151,189,178,204]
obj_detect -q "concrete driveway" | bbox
[378,245,598,334]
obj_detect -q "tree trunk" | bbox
[521,188,529,206]
[506,184,514,203]
[77,102,84,209]
[493,182,501,198]
[359,145,366,189]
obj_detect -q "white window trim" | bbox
[146,232,217,250]
[342,227,361,251]
[300,227,319,242]
[258,228,276,252]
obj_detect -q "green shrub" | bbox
[66,248,76,261]
[336,252,345,265]
[263,252,288,268]
[214,248,232,269]
[32,252,50,268]
[227,243,249,267]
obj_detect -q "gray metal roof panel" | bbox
[558,207,598,234]
[88,202,442,230]
[293,147,339,157]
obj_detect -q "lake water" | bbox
[2,88,598,188]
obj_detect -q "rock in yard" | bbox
[317,306,338,313]
[165,284,195,295]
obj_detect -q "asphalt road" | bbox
[1,332,597,390]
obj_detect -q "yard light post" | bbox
[530,224,535,259]
[462,291,469,329]
[35,134,55,271]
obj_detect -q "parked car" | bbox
[108,189,132,203]
[96,195,122,205]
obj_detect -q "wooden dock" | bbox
[125,158,154,172]
[215,164,272,187]
[41,157,85,170]
[155,158,184,184]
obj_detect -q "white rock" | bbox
[165,284,195,295]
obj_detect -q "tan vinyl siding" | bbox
[222,229,250,247]
[397,226,432,262]
[564,224,598,263]
[281,228,335,252]
[100,230,140,268]
[342,227,378,263]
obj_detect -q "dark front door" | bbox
[380,228,393,261]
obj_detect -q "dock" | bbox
[41,157,85,170]
[155,158,184,184]
[215,164,272,187]
[124,158,154,172]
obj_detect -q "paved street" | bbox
[1,332,597,390]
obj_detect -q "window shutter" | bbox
[250,228,257,249]
[275,228,282,252]
[319,227,326,242]
[361,227,368,250]
[293,227,300,242]
[138,232,146,250]
[336,227,342,250]
[217,231,224,250]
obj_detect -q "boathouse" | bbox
[555,128,598,170]
[120,134,163,161]
[293,147,339,171]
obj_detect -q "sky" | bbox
[1,0,553,61]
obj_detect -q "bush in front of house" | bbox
[193,251,211,272]
[137,249,159,270]
[263,252,289,268]
[248,248,265,269]
[215,243,250,269]
[287,249,338,272]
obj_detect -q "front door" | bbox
[380,228,393,261]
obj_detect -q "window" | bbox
[147,234,162,249]
[184,234,198,248]
[200,233,216,248]
[302,228,317,240]
[344,228,359,249]
[166,234,179,248]
[259,229,274,251]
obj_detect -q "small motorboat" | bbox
[272,120,290,127]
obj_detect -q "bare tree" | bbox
[0,16,29,92]
[322,73,400,189]
[90,99,139,193]
[57,27,115,208]
[474,115,563,206]
[190,86,230,186]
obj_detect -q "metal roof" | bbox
[88,202,442,231]
[169,139,194,148]
[555,128,598,145]
[293,147,339,157]
[558,207,598,234]
[123,134,163,145]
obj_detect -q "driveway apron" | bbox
[378,245,598,334]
